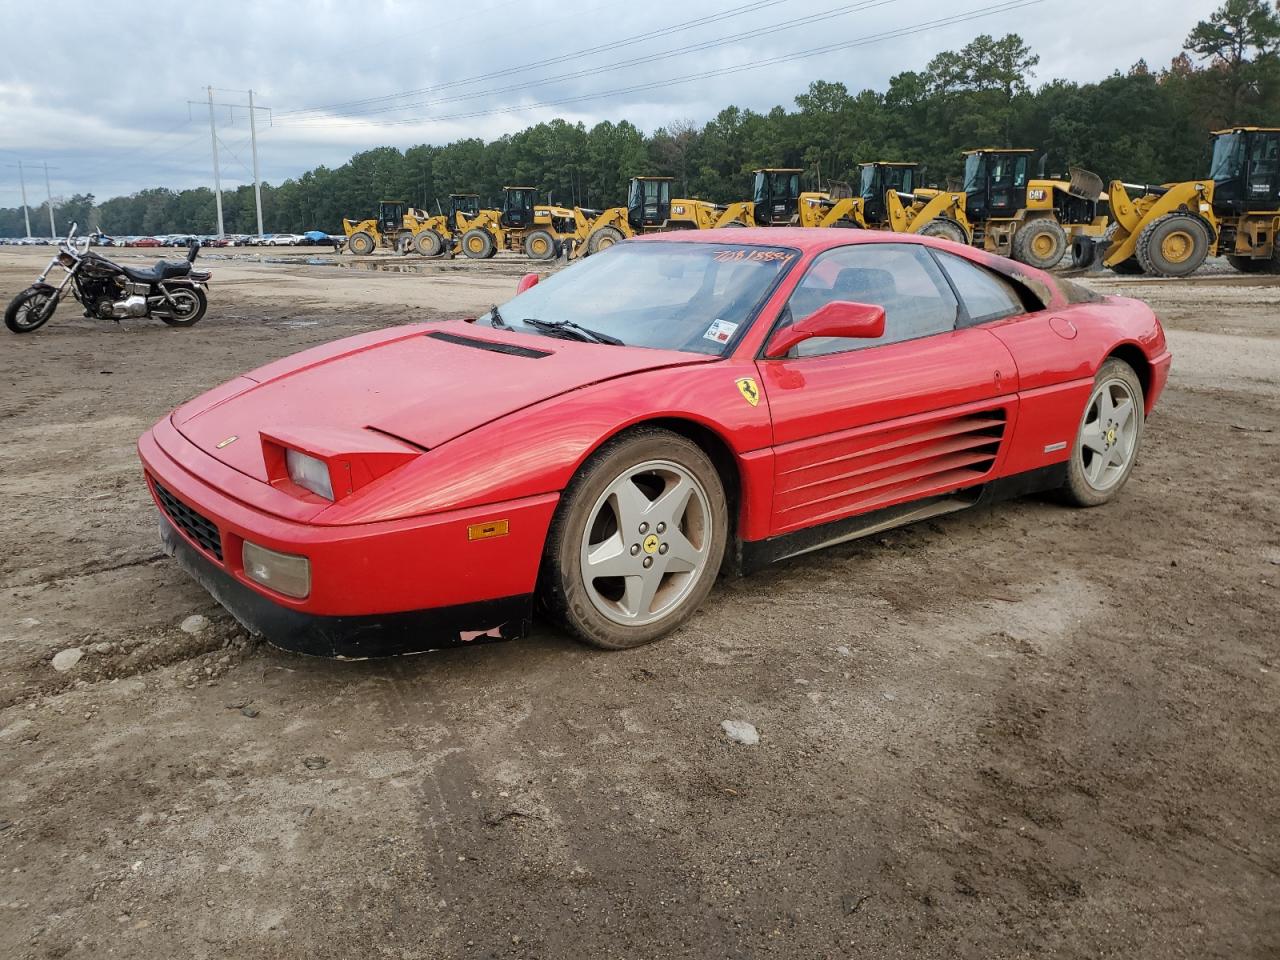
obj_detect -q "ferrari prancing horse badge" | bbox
[736,377,760,407]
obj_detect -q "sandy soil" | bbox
[0,245,1276,959]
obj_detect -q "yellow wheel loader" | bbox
[341,200,452,257]
[960,149,1107,270]
[455,187,576,261]
[796,162,972,242]
[575,177,755,256]
[1103,127,1280,277]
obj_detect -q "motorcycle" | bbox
[4,223,211,333]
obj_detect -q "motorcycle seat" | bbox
[123,260,192,283]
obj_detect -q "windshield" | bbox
[858,165,878,199]
[483,241,797,355]
[1210,132,1245,183]
[963,154,984,193]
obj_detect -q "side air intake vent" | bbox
[426,331,550,358]
[775,409,1009,528]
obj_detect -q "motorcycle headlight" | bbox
[285,449,334,501]
[57,252,75,267]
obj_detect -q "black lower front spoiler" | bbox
[159,516,532,659]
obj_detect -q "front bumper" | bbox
[139,420,558,658]
[160,516,530,658]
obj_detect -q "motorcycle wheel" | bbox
[158,287,208,327]
[5,287,58,333]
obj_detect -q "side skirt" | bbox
[739,463,1067,573]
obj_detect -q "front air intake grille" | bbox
[152,479,223,561]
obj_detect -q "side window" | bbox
[781,244,959,357]
[933,251,1027,325]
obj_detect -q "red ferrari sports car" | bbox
[138,229,1170,658]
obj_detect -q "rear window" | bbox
[933,251,1029,324]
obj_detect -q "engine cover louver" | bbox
[774,410,1008,529]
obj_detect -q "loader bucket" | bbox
[1068,166,1104,201]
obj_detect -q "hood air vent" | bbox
[426,330,551,358]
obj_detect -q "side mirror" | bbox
[516,272,540,294]
[765,300,886,358]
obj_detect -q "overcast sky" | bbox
[0,0,1214,207]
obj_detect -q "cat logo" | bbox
[736,377,760,407]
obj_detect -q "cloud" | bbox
[0,0,1208,204]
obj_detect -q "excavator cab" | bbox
[500,187,538,228]
[449,194,480,219]
[1209,127,1280,215]
[962,149,1033,220]
[378,201,407,234]
[627,177,672,230]
[858,163,919,223]
[752,168,802,225]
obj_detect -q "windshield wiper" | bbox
[521,318,624,346]
[488,304,511,329]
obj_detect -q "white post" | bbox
[207,86,225,238]
[43,162,56,238]
[17,161,32,238]
[248,89,264,239]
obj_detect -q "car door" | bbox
[757,243,1020,537]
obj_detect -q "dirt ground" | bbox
[0,244,1276,959]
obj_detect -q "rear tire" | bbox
[586,225,625,255]
[523,229,556,260]
[1011,219,1067,269]
[158,287,207,327]
[1060,358,1144,507]
[1135,213,1210,278]
[461,228,494,259]
[918,217,968,245]
[414,231,444,257]
[541,428,727,650]
[4,287,57,333]
[347,231,375,256]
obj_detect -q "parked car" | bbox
[138,229,1171,659]
[130,237,162,248]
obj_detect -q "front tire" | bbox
[415,231,444,257]
[586,226,625,255]
[918,217,968,245]
[1135,213,1210,278]
[347,231,376,256]
[1060,358,1144,507]
[541,428,728,650]
[5,287,57,333]
[158,287,208,327]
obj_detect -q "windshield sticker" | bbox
[703,318,739,344]
[713,249,796,263]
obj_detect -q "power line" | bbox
[274,0,1043,131]
[277,0,795,119]
[279,0,894,126]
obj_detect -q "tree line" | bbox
[2,0,1277,238]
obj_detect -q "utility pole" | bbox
[206,86,225,238]
[17,161,31,238]
[248,88,264,239]
[43,162,56,238]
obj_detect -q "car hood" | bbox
[172,320,714,482]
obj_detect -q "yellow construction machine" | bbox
[1102,126,1280,277]
[959,149,1107,269]
[341,200,452,257]
[454,187,579,260]
[796,162,972,242]
[574,177,757,255]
